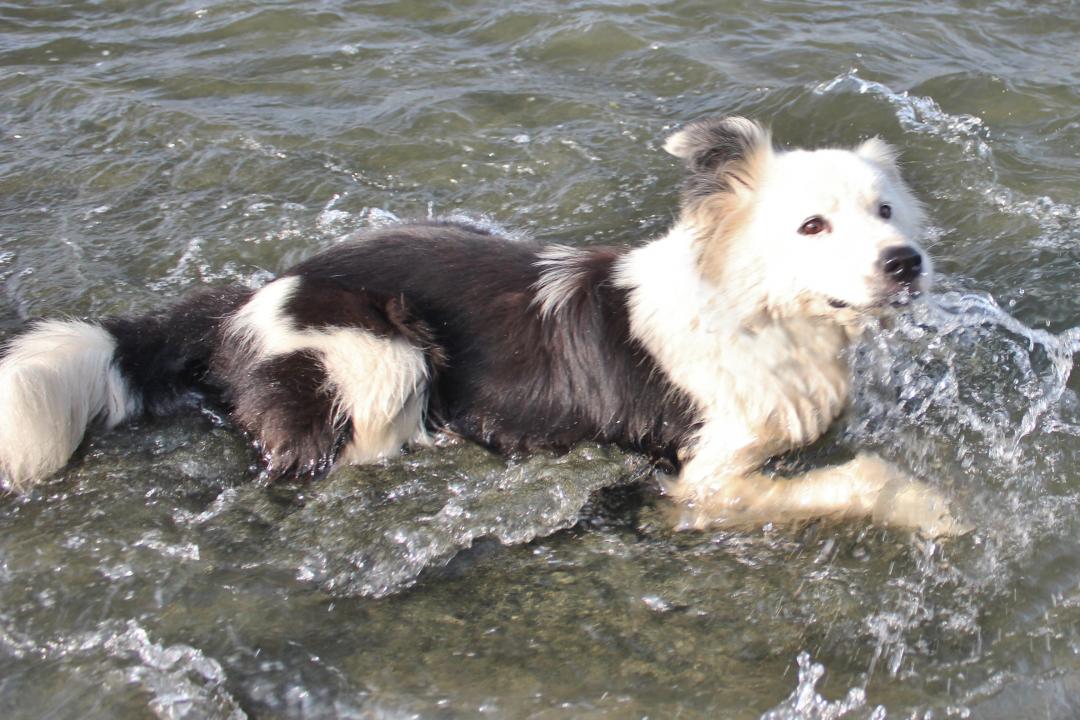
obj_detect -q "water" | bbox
[2,0,1080,717]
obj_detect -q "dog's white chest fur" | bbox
[616,224,853,472]
[718,316,851,450]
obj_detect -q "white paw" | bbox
[874,480,971,538]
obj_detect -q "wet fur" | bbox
[0,117,963,535]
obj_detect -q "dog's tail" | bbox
[0,286,250,492]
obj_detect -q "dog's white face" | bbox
[750,144,931,313]
[666,117,931,320]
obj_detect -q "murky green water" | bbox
[3,1,1080,717]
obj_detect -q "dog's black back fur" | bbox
[276,222,700,463]
[19,221,699,479]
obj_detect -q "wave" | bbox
[814,68,1079,240]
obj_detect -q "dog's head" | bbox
[666,116,931,319]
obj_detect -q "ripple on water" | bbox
[273,444,648,597]
[0,616,246,719]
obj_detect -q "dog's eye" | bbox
[798,216,828,235]
[879,203,892,219]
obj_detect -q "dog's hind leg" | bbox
[224,348,348,477]
[216,276,437,477]
[666,452,968,537]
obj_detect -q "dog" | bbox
[0,116,964,535]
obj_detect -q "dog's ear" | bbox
[664,116,770,174]
[856,136,901,171]
[667,118,771,288]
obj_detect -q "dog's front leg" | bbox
[666,452,968,537]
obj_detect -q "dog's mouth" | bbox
[826,286,924,312]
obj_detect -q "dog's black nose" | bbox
[880,245,923,285]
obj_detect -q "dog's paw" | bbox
[874,479,972,538]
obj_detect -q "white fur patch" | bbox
[225,276,430,464]
[746,147,931,310]
[532,245,594,318]
[615,223,853,492]
[0,320,139,492]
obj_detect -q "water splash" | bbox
[985,190,1080,246]
[315,193,355,235]
[147,236,208,291]
[813,69,991,159]
[814,69,1080,238]
[757,291,1080,714]
[761,652,885,720]
[172,443,648,599]
[849,292,1080,469]
[46,620,246,720]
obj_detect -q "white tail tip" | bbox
[0,320,138,492]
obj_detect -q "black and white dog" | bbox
[0,117,963,535]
